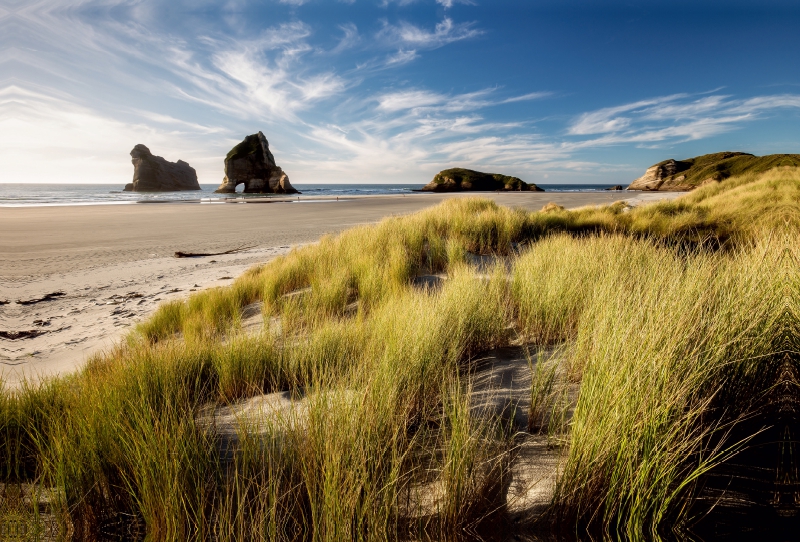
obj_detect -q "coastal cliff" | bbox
[421,168,544,192]
[627,152,800,191]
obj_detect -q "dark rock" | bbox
[421,168,544,192]
[605,185,624,191]
[627,158,693,191]
[124,144,200,192]
[215,132,299,194]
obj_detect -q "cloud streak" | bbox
[568,93,800,145]
[378,17,483,49]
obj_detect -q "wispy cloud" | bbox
[133,110,225,134]
[376,87,547,113]
[331,23,360,53]
[137,22,348,122]
[568,95,687,135]
[568,92,800,146]
[436,0,476,8]
[500,92,553,104]
[378,17,483,48]
[380,0,476,6]
[377,89,446,111]
[385,49,419,66]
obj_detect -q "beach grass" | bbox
[2,167,798,540]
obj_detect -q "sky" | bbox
[2,0,800,186]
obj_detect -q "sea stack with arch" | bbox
[215,132,300,194]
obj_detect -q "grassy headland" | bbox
[629,151,800,190]
[2,168,799,540]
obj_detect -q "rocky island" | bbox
[123,144,200,192]
[215,132,299,194]
[421,168,544,192]
[627,151,800,191]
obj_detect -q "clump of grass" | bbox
[438,378,511,531]
[526,350,559,434]
[15,343,218,538]
[552,236,785,534]
[0,379,11,478]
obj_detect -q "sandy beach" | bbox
[0,190,676,386]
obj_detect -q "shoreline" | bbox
[0,188,663,209]
[0,191,679,387]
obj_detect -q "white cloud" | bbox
[133,111,225,134]
[375,87,546,114]
[436,0,476,7]
[728,94,800,115]
[331,23,360,53]
[142,22,347,122]
[379,0,417,6]
[385,49,418,66]
[567,92,800,146]
[568,95,686,135]
[501,92,553,104]
[377,89,446,111]
[379,17,482,49]
[380,0,476,6]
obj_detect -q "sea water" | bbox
[0,183,613,207]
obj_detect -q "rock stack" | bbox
[421,168,543,192]
[124,144,200,192]
[215,132,299,194]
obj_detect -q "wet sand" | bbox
[0,191,677,386]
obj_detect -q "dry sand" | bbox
[0,191,677,386]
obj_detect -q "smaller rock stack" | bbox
[421,168,544,192]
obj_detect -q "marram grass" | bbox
[2,168,799,540]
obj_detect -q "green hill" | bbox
[421,168,544,192]
[628,152,800,190]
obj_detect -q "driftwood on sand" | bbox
[0,330,47,340]
[174,245,256,258]
[17,291,66,305]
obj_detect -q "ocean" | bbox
[0,183,615,207]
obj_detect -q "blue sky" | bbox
[2,0,800,185]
